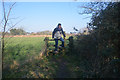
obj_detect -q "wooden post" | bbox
[68,36,74,54]
[64,31,66,47]
[61,31,66,56]
[44,37,49,56]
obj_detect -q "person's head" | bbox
[58,23,61,28]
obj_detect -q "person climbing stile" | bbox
[52,23,66,53]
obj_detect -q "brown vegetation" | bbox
[5,35,52,37]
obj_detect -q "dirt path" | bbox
[50,55,72,78]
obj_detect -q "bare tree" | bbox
[1,1,16,54]
[0,1,16,77]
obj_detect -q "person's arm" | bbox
[61,28,66,38]
[52,28,56,38]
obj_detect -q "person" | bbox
[52,23,66,53]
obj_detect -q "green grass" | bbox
[3,37,63,78]
[4,37,45,67]
[3,36,71,78]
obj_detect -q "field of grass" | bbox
[4,37,45,65]
[3,37,51,78]
[3,36,72,78]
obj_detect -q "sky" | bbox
[0,2,92,33]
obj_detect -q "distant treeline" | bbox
[2,28,71,36]
[3,28,52,35]
[31,30,52,35]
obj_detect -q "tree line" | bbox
[3,28,53,35]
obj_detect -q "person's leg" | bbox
[60,37,64,47]
[54,39,58,51]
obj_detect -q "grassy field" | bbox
[4,37,45,65]
[3,36,70,78]
[3,37,67,78]
[3,37,51,78]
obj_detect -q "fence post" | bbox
[68,36,74,54]
[44,37,49,56]
[63,31,66,47]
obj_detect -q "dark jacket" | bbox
[52,27,66,38]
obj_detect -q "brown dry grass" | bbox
[5,35,52,37]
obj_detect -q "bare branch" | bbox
[5,18,24,35]
[0,18,4,26]
[6,2,16,21]
[82,16,92,19]
[79,6,98,11]
[9,17,20,20]
[2,1,16,37]
[2,0,7,22]
[1,0,17,59]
